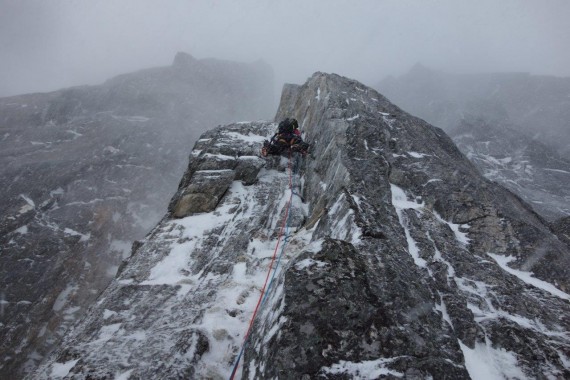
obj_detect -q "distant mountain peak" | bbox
[172,51,196,68]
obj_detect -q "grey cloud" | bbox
[1,0,569,97]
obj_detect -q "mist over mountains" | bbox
[28,72,570,380]
[378,65,570,222]
[0,47,569,378]
[0,52,273,378]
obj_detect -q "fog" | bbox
[1,0,569,97]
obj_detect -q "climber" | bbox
[261,117,310,157]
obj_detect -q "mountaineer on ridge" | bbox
[261,117,310,157]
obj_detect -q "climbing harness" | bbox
[229,150,298,380]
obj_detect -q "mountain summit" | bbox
[33,73,569,379]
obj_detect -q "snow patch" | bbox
[408,151,429,158]
[390,184,424,211]
[115,369,134,380]
[434,212,470,245]
[50,359,79,379]
[459,340,528,380]
[223,131,267,143]
[50,187,64,197]
[103,309,117,319]
[321,357,405,378]
[294,259,328,271]
[488,253,570,301]
[390,184,427,267]
[203,153,235,160]
[19,194,35,213]
[63,228,90,242]
[15,225,28,234]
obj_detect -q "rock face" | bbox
[0,53,273,379]
[377,65,570,222]
[32,73,569,379]
[450,117,570,221]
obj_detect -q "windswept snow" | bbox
[294,258,328,271]
[488,253,570,301]
[407,151,429,158]
[321,357,405,379]
[390,184,427,267]
[49,359,79,379]
[434,212,470,245]
[223,131,267,143]
[459,340,528,380]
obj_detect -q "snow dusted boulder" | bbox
[31,73,570,380]
[170,122,270,217]
[172,170,236,217]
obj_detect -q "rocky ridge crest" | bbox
[31,73,570,379]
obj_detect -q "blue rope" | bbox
[260,201,293,307]
[229,155,297,380]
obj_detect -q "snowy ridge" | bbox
[32,122,320,379]
[31,72,570,380]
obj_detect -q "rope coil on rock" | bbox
[229,150,297,380]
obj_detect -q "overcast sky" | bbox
[1,0,569,97]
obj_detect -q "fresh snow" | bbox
[63,228,90,242]
[459,340,528,380]
[203,153,235,160]
[15,225,28,234]
[223,131,267,143]
[294,258,328,271]
[407,151,429,158]
[488,253,570,301]
[49,359,79,379]
[390,184,427,267]
[321,357,405,378]
[102,309,117,319]
[19,194,35,213]
[434,212,470,245]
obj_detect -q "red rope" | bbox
[229,151,294,379]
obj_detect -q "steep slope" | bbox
[32,73,569,379]
[377,64,570,155]
[0,52,273,378]
[377,65,570,222]
[450,118,570,221]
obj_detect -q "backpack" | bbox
[278,118,298,135]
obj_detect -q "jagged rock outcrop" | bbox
[32,73,569,379]
[0,53,273,379]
